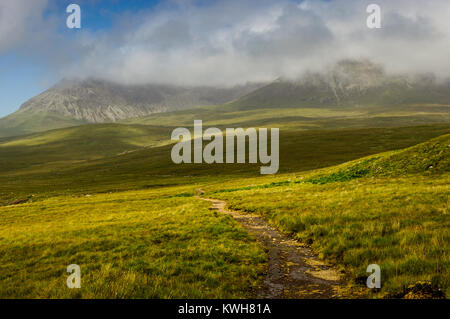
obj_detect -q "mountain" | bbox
[2,59,450,138]
[231,60,450,109]
[0,79,263,137]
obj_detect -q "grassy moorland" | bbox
[0,120,449,204]
[209,135,450,298]
[0,186,266,298]
[0,104,448,298]
[123,104,450,129]
[0,110,87,138]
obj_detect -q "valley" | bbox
[0,101,448,298]
[0,60,449,299]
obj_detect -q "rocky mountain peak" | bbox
[16,79,264,123]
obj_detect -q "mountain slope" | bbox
[306,133,450,184]
[209,136,450,299]
[0,121,448,204]
[357,133,450,176]
[231,60,450,109]
[0,79,263,137]
[0,123,175,175]
[0,110,87,137]
[3,59,450,138]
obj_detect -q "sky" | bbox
[1,0,450,117]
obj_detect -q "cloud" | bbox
[5,0,450,86]
[0,0,49,52]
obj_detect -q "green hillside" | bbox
[3,60,450,139]
[0,187,266,298]
[0,79,263,138]
[230,80,450,109]
[371,134,450,175]
[229,61,450,110]
[0,123,172,174]
[305,133,450,184]
[0,125,448,298]
[124,102,450,129]
[0,122,449,204]
[0,110,87,138]
[208,135,450,298]
[0,100,448,299]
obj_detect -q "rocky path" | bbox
[200,197,343,299]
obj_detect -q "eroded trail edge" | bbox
[200,196,343,299]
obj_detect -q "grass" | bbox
[0,103,448,299]
[123,104,450,130]
[305,133,450,184]
[0,123,449,205]
[0,110,86,137]
[211,174,450,298]
[1,86,449,138]
[0,123,173,174]
[208,135,450,298]
[0,186,266,298]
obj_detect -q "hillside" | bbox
[0,111,87,137]
[0,125,448,298]
[2,60,450,138]
[231,60,450,109]
[304,133,450,184]
[210,172,449,299]
[3,60,450,139]
[0,123,173,174]
[371,133,450,175]
[0,93,448,204]
[125,102,450,130]
[0,79,263,137]
[0,120,448,204]
[204,133,450,298]
[0,101,448,299]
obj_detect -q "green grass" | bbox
[229,78,450,110]
[305,133,450,184]
[0,123,448,205]
[123,103,450,130]
[0,110,87,137]
[211,174,449,298]
[0,186,266,298]
[208,136,450,298]
[0,103,449,299]
[1,80,449,138]
[0,123,172,174]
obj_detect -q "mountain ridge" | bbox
[16,78,264,123]
[231,60,450,109]
[0,79,264,137]
[2,59,450,138]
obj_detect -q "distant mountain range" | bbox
[0,79,263,137]
[1,59,450,137]
[231,60,450,109]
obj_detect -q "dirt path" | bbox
[200,196,343,299]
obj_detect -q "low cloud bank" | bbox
[3,0,450,86]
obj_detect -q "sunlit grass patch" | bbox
[0,188,266,298]
[212,174,449,298]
